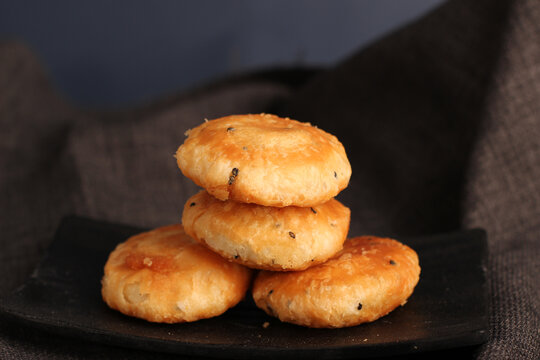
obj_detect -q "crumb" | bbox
[262,321,270,329]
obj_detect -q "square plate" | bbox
[0,216,488,359]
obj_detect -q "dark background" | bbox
[0,0,443,109]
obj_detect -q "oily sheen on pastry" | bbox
[175,113,351,207]
[182,190,350,271]
[101,225,252,323]
[252,236,420,328]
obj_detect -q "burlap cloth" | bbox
[1,0,538,358]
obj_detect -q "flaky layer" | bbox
[182,190,350,271]
[252,236,420,328]
[101,225,252,323]
[176,114,351,207]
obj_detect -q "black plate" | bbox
[0,216,488,359]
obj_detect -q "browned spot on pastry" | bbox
[124,253,175,273]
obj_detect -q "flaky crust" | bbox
[252,236,420,328]
[175,114,351,207]
[101,225,252,323]
[182,190,350,271]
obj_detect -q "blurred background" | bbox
[0,0,444,109]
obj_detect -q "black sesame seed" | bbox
[334,171,338,178]
[190,202,196,207]
[389,259,396,265]
[357,303,363,310]
[228,168,239,185]
[234,255,239,259]
[268,290,274,295]
[289,231,296,239]
[227,127,235,132]
[311,207,317,214]
[242,146,248,151]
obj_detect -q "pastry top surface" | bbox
[101,225,252,323]
[252,236,421,328]
[182,190,350,271]
[176,113,351,207]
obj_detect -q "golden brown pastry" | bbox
[182,190,350,271]
[101,225,252,323]
[252,236,420,328]
[175,113,351,207]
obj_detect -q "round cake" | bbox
[252,236,420,328]
[175,113,351,207]
[182,190,350,271]
[101,225,252,323]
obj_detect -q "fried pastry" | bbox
[182,190,350,271]
[175,113,351,207]
[252,236,420,328]
[101,225,252,323]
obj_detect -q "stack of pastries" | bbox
[101,114,420,328]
